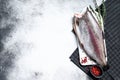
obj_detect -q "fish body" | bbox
[73,7,107,66]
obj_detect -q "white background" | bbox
[3,0,103,80]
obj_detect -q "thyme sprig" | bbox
[92,0,106,27]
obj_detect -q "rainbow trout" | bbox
[73,7,107,66]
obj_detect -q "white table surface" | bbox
[3,0,103,80]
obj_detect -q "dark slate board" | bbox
[104,0,120,80]
[70,0,120,80]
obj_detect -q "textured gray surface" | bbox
[104,0,120,79]
[0,0,15,80]
[0,0,102,80]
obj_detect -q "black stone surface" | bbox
[104,0,120,80]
